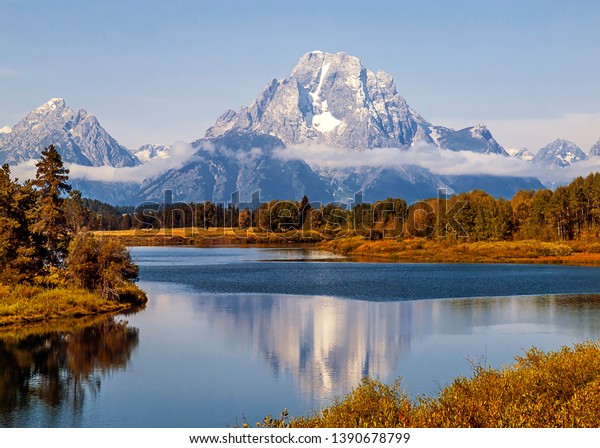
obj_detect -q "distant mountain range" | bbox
[1,51,598,205]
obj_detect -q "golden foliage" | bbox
[262,342,600,428]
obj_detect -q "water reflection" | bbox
[0,315,139,427]
[186,293,600,402]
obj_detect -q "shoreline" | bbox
[0,284,147,328]
[96,229,600,267]
[318,238,600,266]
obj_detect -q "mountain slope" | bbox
[140,132,334,203]
[0,98,140,167]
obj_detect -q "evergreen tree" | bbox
[31,145,72,267]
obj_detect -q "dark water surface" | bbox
[2,246,600,427]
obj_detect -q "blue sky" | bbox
[1,0,599,151]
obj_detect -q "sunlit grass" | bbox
[319,238,600,264]
[0,283,145,326]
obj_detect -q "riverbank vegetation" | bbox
[0,145,146,327]
[259,341,600,428]
[91,172,600,263]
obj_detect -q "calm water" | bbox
[1,246,600,427]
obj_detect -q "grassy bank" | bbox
[260,341,600,428]
[319,237,600,265]
[0,283,146,327]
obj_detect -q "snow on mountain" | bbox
[0,98,140,167]
[532,139,587,168]
[144,51,541,204]
[589,138,600,158]
[206,51,505,154]
[505,147,534,161]
[133,144,171,162]
[0,126,11,134]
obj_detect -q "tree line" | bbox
[66,173,600,241]
[85,173,600,242]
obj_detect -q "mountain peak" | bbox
[205,51,506,155]
[206,50,432,149]
[34,97,67,113]
[0,99,139,167]
[532,138,586,167]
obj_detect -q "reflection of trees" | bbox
[0,317,139,427]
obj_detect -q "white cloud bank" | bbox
[9,140,600,189]
[274,142,600,185]
[10,141,198,184]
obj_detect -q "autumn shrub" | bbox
[272,342,600,428]
[68,232,144,302]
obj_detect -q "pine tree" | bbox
[300,195,311,228]
[31,144,72,267]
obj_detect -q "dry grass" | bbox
[0,283,145,326]
[260,342,600,428]
[319,238,600,265]
[94,228,324,246]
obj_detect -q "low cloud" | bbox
[274,142,599,185]
[11,141,199,184]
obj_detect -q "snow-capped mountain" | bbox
[132,144,171,162]
[142,51,542,204]
[1,53,549,205]
[532,139,587,168]
[0,126,11,134]
[207,51,506,154]
[0,98,139,167]
[505,147,534,161]
[589,138,600,158]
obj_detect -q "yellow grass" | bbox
[0,283,146,326]
[319,238,600,265]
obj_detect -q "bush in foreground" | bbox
[262,342,600,428]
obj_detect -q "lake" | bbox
[1,246,600,427]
